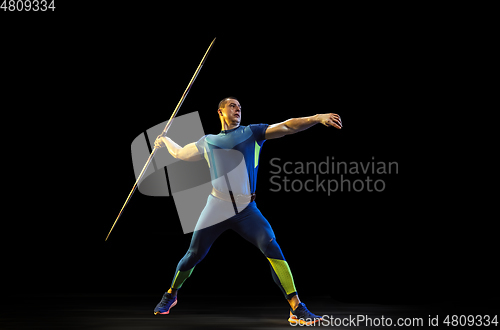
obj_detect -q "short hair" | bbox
[218,96,239,109]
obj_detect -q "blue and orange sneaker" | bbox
[288,302,323,325]
[154,292,177,315]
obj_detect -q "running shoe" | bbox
[288,302,323,325]
[154,292,177,315]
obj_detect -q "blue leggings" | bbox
[170,195,297,299]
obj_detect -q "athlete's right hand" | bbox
[154,135,166,149]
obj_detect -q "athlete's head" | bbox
[218,96,241,130]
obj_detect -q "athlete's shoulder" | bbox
[195,134,209,152]
[196,134,210,142]
[247,123,269,142]
[247,123,269,132]
[198,133,216,145]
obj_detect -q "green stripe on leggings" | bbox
[171,267,195,289]
[267,258,296,295]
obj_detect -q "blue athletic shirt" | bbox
[195,124,269,196]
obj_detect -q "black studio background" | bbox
[2,3,496,313]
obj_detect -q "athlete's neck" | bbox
[221,121,239,132]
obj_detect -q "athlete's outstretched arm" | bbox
[154,136,203,161]
[265,113,342,140]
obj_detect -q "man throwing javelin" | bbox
[153,97,342,325]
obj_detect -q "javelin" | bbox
[105,37,216,241]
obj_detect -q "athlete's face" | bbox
[218,99,241,126]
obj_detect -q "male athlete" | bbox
[153,97,342,325]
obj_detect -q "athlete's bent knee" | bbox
[263,237,285,260]
[179,251,202,270]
